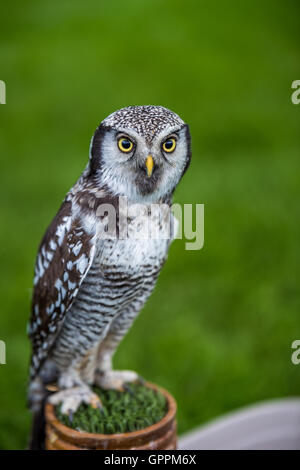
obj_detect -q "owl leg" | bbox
[94,305,142,391]
[48,346,102,415]
[48,368,102,415]
[47,306,112,414]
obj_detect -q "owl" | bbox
[28,105,191,448]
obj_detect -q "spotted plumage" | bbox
[102,105,184,143]
[28,105,191,449]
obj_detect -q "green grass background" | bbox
[0,0,299,449]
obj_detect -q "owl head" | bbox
[89,106,191,202]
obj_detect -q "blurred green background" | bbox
[0,0,299,450]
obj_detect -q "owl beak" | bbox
[145,155,154,178]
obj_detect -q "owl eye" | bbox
[162,137,176,153]
[118,137,134,153]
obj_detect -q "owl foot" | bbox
[94,370,140,391]
[48,385,102,415]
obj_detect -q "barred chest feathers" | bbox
[58,199,178,324]
[97,207,176,273]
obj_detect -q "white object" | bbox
[179,398,300,450]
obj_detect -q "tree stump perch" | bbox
[45,383,177,450]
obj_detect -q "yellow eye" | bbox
[118,137,134,153]
[162,137,176,153]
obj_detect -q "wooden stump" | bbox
[45,383,177,450]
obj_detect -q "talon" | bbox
[96,402,105,415]
[94,370,139,391]
[46,383,59,392]
[137,375,145,385]
[123,383,134,394]
[91,395,102,409]
[68,410,74,423]
[48,385,102,415]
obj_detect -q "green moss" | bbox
[55,383,167,434]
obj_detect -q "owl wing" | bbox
[28,196,97,379]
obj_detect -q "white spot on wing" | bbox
[46,251,54,261]
[67,261,73,270]
[68,280,76,290]
[56,224,65,246]
[72,241,82,256]
[50,239,56,250]
[61,286,66,300]
[76,254,88,274]
[55,279,63,290]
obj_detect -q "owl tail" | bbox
[28,378,49,450]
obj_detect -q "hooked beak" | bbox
[145,155,154,178]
